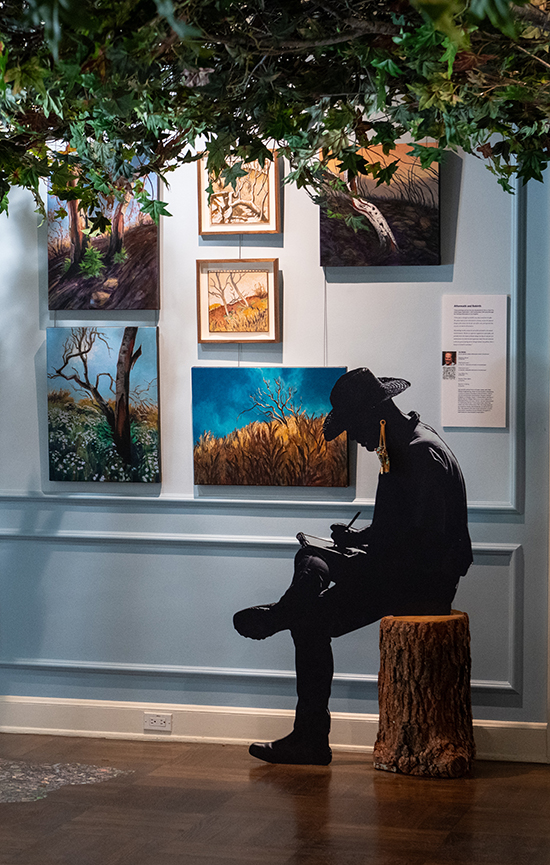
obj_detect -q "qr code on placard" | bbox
[442,367,456,381]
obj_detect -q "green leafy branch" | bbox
[1,0,550,225]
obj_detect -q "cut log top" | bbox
[388,610,466,624]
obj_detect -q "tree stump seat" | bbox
[373,610,475,778]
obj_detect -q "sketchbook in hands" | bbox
[296,532,368,559]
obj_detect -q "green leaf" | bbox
[517,149,548,184]
[138,198,172,223]
[441,37,459,77]
[88,211,113,234]
[371,57,402,77]
[335,150,369,177]
[220,161,248,190]
[375,161,400,186]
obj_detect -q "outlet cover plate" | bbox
[143,712,172,732]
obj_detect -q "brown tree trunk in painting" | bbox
[108,190,131,259]
[114,327,142,466]
[373,611,475,778]
[67,177,87,265]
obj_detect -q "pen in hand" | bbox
[346,510,361,529]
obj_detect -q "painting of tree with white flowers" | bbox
[47,326,160,483]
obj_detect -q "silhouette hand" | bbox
[330,523,357,548]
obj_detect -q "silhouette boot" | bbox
[248,716,332,766]
[248,622,334,765]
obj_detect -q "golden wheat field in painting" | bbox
[192,366,348,487]
[194,415,347,486]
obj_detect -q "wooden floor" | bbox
[1,733,550,864]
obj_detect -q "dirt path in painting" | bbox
[48,222,159,310]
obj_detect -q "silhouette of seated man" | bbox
[234,368,473,766]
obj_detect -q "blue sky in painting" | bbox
[47,327,158,402]
[192,366,346,444]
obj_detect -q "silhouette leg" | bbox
[248,606,334,766]
[233,552,330,640]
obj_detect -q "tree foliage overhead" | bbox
[1,0,550,225]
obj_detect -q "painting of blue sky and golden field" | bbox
[192,366,348,486]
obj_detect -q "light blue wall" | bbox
[0,153,548,725]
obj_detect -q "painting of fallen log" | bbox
[198,154,280,234]
[192,366,348,486]
[47,327,160,483]
[320,143,440,267]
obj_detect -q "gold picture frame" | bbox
[197,154,281,235]
[197,259,280,343]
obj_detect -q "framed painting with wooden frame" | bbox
[197,259,280,343]
[197,154,281,235]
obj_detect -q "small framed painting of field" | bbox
[47,176,159,310]
[197,259,280,343]
[47,326,160,483]
[320,143,440,267]
[192,366,348,487]
[198,154,280,235]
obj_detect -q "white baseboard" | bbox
[0,695,547,764]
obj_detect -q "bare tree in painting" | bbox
[228,271,250,308]
[240,377,303,429]
[48,327,142,466]
[209,160,270,225]
[208,270,249,314]
[208,272,231,316]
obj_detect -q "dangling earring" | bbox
[376,420,390,473]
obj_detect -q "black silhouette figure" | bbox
[234,368,473,766]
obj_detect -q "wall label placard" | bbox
[441,294,508,428]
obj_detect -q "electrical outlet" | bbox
[143,712,172,732]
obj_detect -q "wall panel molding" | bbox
[0,528,522,556]
[0,541,521,697]
[0,537,521,695]
[0,656,518,695]
[0,490,524,514]
[471,542,523,695]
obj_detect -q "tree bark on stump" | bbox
[373,611,475,778]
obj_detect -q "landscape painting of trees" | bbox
[320,143,440,267]
[197,259,280,343]
[47,177,159,310]
[47,327,160,483]
[192,367,348,486]
[198,155,280,234]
